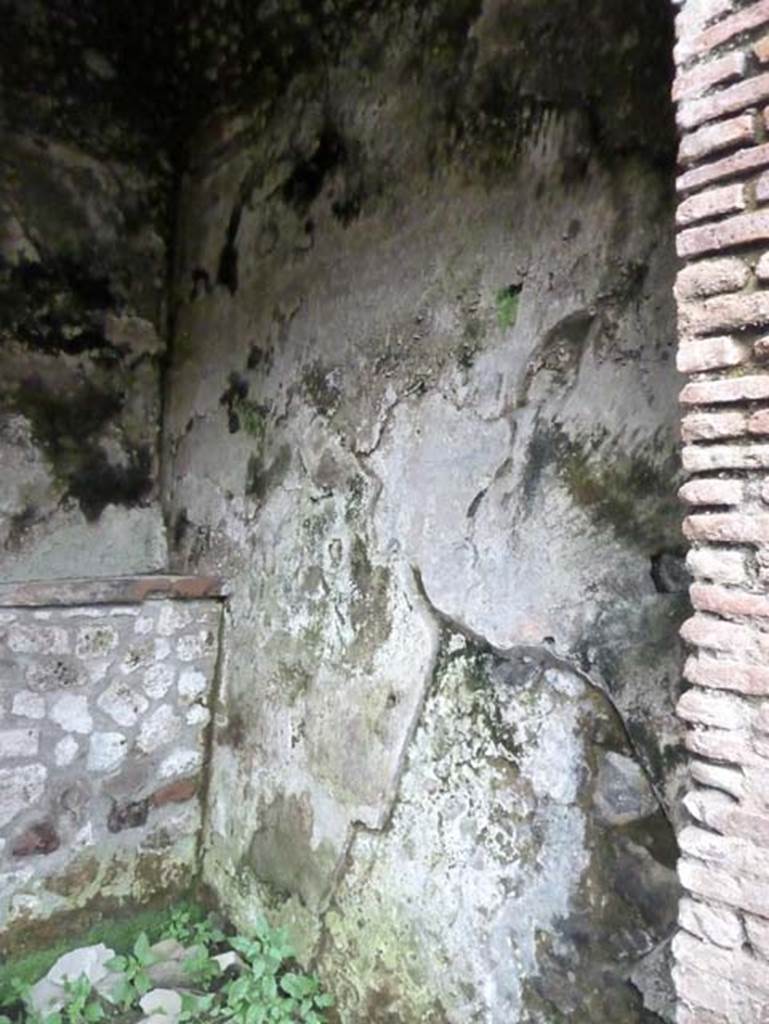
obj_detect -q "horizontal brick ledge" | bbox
[685,651,769,695]
[0,574,228,608]
[694,0,769,55]
[673,51,747,103]
[678,72,769,132]
[678,209,769,258]
[692,582,769,618]
[680,374,769,405]
[678,113,755,166]
[678,141,769,194]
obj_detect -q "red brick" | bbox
[680,290,769,337]
[679,827,767,880]
[677,182,747,225]
[680,613,769,660]
[748,408,769,432]
[682,443,769,472]
[680,73,769,131]
[150,777,199,807]
[685,512,769,543]
[682,410,748,441]
[685,727,763,766]
[757,173,769,205]
[686,654,769,695]
[680,856,769,919]
[744,913,769,958]
[674,51,747,102]
[675,962,732,1020]
[685,788,769,845]
[675,930,769,1000]
[678,686,749,728]
[692,581,769,619]
[679,894,745,949]
[690,757,745,799]
[678,142,769,194]
[677,1005,730,1024]
[755,34,769,63]
[679,478,744,505]
[680,375,769,404]
[687,547,748,585]
[676,257,750,299]
[679,114,755,166]
[678,209,769,258]
[695,1,769,53]
[11,821,59,857]
[677,337,749,373]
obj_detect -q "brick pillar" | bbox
[673,2,769,1022]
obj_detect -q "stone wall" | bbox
[673,1,769,1021]
[163,4,684,1020]
[0,577,223,955]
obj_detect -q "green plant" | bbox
[106,932,156,1009]
[58,977,104,1024]
[182,946,221,988]
[222,922,332,1024]
[495,286,520,330]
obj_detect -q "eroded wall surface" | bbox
[0,579,222,955]
[0,2,170,579]
[672,1,769,1020]
[164,3,685,1019]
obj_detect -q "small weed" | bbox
[0,907,333,1024]
[495,285,521,331]
[106,932,156,1008]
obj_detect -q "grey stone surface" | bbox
[165,54,684,1014]
[594,751,660,825]
[30,943,120,1013]
[0,135,169,582]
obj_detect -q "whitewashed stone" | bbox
[0,764,47,826]
[97,680,149,726]
[75,625,119,659]
[185,705,210,726]
[176,633,208,662]
[54,735,80,767]
[159,749,202,779]
[8,625,69,654]
[178,669,207,704]
[138,705,181,754]
[0,728,40,758]
[87,732,128,772]
[51,694,93,734]
[139,989,182,1020]
[134,614,155,635]
[142,663,175,699]
[31,943,123,1010]
[157,604,191,636]
[11,690,45,719]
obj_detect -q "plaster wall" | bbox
[164,17,685,1015]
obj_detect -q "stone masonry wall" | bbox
[673,1,769,1021]
[0,577,223,955]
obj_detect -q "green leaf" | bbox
[133,932,154,965]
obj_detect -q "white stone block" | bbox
[11,691,46,719]
[51,694,93,734]
[87,733,128,772]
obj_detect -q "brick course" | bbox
[673,15,769,1001]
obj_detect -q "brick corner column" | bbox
[673,2,769,1022]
